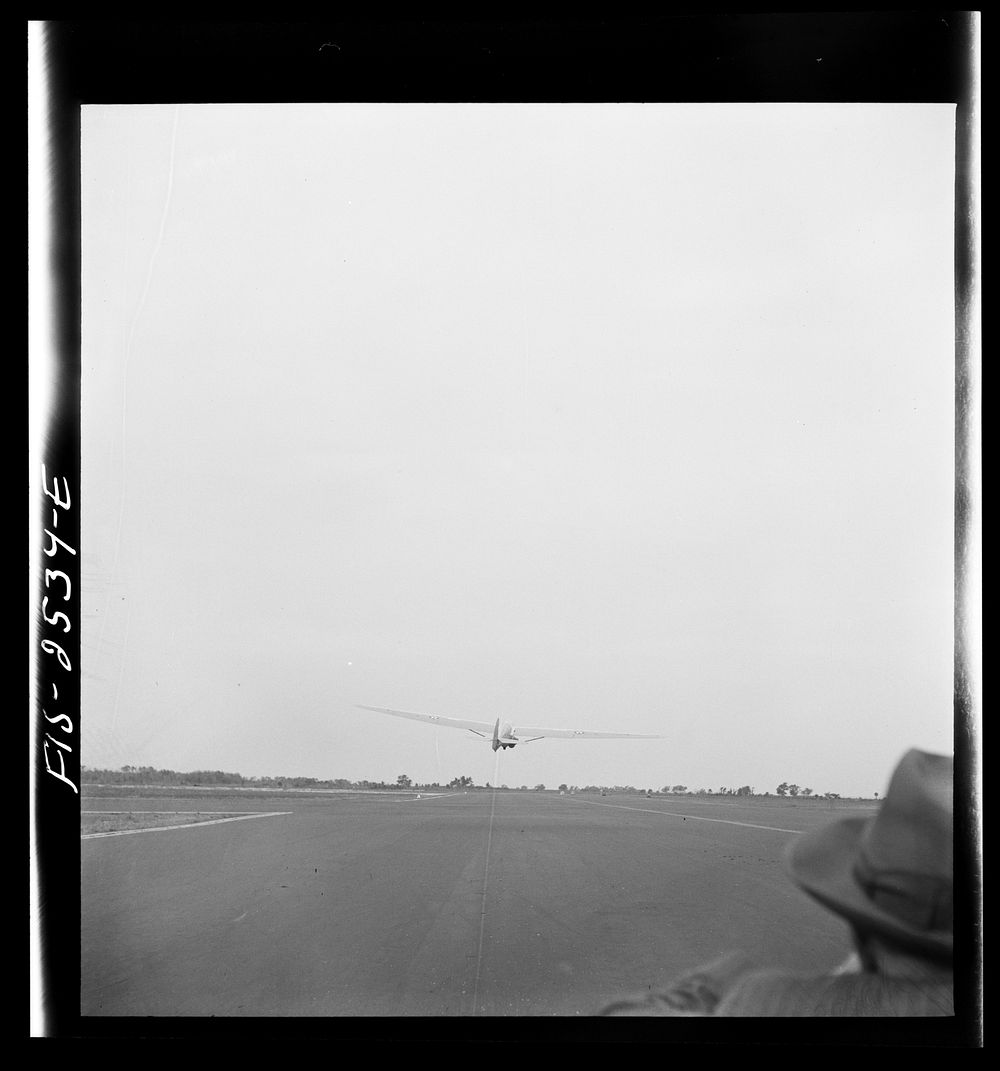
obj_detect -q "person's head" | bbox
[786,749,953,969]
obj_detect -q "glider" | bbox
[358,705,663,752]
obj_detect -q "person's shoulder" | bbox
[717,967,954,1017]
[599,951,763,1016]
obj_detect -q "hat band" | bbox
[852,853,953,933]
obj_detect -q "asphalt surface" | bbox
[81,790,870,1017]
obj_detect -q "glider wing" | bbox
[512,726,664,741]
[357,705,494,737]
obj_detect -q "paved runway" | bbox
[81,790,870,1017]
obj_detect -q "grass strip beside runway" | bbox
[81,810,291,838]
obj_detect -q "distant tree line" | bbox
[82,766,439,791]
[81,766,365,789]
[773,783,839,799]
[81,766,503,792]
[81,767,852,799]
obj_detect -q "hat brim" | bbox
[786,817,952,959]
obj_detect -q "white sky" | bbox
[81,103,956,797]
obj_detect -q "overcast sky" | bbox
[80,103,955,797]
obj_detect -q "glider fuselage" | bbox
[492,718,518,751]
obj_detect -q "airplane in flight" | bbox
[358,705,664,752]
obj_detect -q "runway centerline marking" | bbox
[81,811,292,839]
[566,797,804,835]
[472,752,500,1015]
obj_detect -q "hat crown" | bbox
[860,750,953,877]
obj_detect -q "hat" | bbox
[786,749,953,959]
